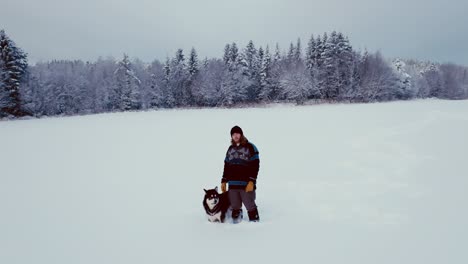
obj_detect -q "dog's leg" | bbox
[220,213,225,223]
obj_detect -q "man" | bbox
[221,125,260,222]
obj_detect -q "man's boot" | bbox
[248,208,260,222]
[232,208,243,224]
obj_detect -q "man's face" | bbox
[231,133,241,143]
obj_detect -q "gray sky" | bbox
[2,0,468,65]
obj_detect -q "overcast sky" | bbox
[2,0,467,65]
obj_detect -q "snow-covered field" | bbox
[1,99,467,264]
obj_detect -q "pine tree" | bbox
[188,47,199,76]
[223,44,231,65]
[229,42,239,68]
[243,40,260,101]
[313,34,325,98]
[315,34,323,68]
[287,42,295,66]
[244,40,258,69]
[186,47,200,106]
[294,38,302,64]
[269,43,283,101]
[219,43,249,105]
[305,34,316,74]
[0,29,28,117]
[162,57,175,107]
[335,32,355,100]
[258,45,273,101]
[321,31,340,99]
[258,46,264,66]
[114,54,141,111]
[169,49,190,106]
[274,43,282,63]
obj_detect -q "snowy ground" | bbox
[1,99,468,264]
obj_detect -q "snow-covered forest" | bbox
[1,29,468,119]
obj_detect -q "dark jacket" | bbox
[221,141,260,189]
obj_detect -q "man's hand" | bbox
[221,182,227,193]
[245,181,254,192]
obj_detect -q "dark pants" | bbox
[228,189,257,211]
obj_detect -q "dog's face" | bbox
[204,187,220,209]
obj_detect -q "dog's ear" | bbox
[203,189,208,193]
[214,186,218,192]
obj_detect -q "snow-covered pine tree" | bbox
[294,38,302,65]
[321,31,340,100]
[244,40,258,72]
[305,34,323,99]
[219,42,249,105]
[114,54,141,111]
[219,43,237,105]
[186,47,200,106]
[274,43,282,63]
[258,46,264,66]
[169,49,191,106]
[243,40,261,101]
[188,47,199,77]
[335,32,355,100]
[0,29,28,117]
[287,42,295,67]
[229,42,239,69]
[223,44,231,65]
[258,45,273,101]
[314,34,326,97]
[305,34,316,76]
[314,34,323,66]
[269,43,283,101]
[162,57,175,108]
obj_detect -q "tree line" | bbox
[1,29,467,119]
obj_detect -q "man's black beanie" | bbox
[230,125,243,136]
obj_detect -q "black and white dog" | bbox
[203,187,231,223]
